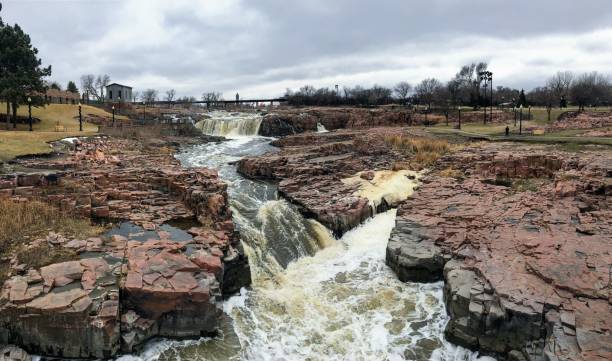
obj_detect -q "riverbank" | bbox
[236,126,611,361]
[0,136,249,358]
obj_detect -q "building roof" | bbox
[106,83,133,89]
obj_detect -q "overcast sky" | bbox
[2,0,612,99]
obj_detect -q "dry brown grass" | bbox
[0,199,103,282]
[385,135,451,168]
[439,166,464,179]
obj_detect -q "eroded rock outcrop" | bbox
[387,143,612,361]
[0,137,250,358]
[259,107,435,136]
[237,128,412,235]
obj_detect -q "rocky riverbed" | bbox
[0,137,249,358]
[0,110,610,360]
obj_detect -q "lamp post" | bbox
[489,72,494,123]
[112,105,115,127]
[78,102,83,131]
[143,101,146,122]
[458,108,461,129]
[27,97,32,131]
[479,71,493,124]
[519,105,523,135]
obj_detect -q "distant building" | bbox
[40,89,80,104]
[106,83,133,102]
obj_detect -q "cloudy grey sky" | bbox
[2,0,612,98]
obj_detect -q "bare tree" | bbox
[570,72,611,111]
[451,62,488,107]
[141,89,158,103]
[165,89,176,103]
[80,74,110,101]
[547,71,574,107]
[202,92,222,105]
[80,74,96,100]
[95,74,111,101]
[394,81,412,104]
[415,78,444,107]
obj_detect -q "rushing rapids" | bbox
[196,111,263,137]
[119,112,491,361]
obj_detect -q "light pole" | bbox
[112,105,115,127]
[519,105,523,135]
[458,108,461,129]
[27,97,32,131]
[143,101,146,122]
[479,71,493,124]
[78,102,83,132]
[489,72,494,123]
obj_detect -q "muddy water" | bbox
[119,112,492,361]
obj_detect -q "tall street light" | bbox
[112,105,115,127]
[143,101,146,122]
[519,105,523,135]
[27,97,33,131]
[78,102,83,132]
[479,71,493,124]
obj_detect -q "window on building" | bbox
[119,90,122,100]
[109,90,113,100]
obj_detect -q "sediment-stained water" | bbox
[119,112,492,361]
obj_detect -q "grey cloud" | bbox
[2,0,612,97]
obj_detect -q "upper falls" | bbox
[196,111,263,137]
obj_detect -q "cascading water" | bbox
[119,112,493,361]
[196,111,263,137]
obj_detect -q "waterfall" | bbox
[236,200,336,286]
[196,111,263,137]
[317,122,329,133]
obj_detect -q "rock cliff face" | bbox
[0,138,250,358]
[386,143,612,361]
[258,107,434,137]
[237,128,409,235]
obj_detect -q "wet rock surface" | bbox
[387,143,612,360]
[238,128,409,235]
[0,137,249,358]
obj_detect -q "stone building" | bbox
[41,89,80,104]
[105,83,133,102]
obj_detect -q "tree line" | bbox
[284,64,612,110]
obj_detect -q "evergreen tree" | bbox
[518,89,528,107]
[67,81,79,93]
[0,9,52,128]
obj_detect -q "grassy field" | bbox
[0,103,123,161]
[427,106,612,147]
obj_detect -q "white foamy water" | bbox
[122,112,493,361]
[317,122,329,133]
[196,111,263,137]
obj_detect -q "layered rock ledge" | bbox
[237,128,413,235]
[258,107,436,136]
[0,137,249,358]
[386,143,612,361]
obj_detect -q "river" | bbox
[119,111,492,361]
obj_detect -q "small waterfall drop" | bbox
[196,111,263,137]
[316,122,329,133]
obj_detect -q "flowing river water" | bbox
[119,112,492,361]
